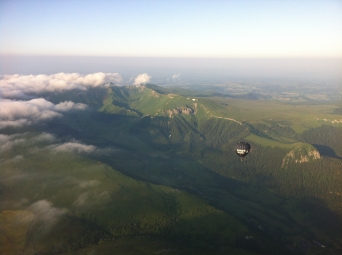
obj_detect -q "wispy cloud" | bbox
[49,142,97,154]
[3,155,24,164]
[31,133,56,143]
[73,192,89,207]
[28,200,68,233]
[172,73,181,79]
[0,98,87,129]
[0,133,26,152]
[133,73,151,85]
[54,101,88,111]
[0,132,116,159]
[0,133,55,152]
[0,72,122,98]
[73,190,111,208]
[48,141,117,156]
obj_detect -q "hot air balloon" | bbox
[234,142,251,160]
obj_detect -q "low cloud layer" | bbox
[133,73,151,85]
[0,72,122,98]
[0,98,87,129]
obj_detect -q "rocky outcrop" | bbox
[282,143,321,168]
[165,106,195,117]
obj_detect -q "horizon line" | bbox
[1,54,342,60]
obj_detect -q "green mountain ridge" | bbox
[96,84,323,163]
[100,85,202,118]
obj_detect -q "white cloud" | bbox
[0,134,26,152]
[31,132,56,143]
[133,73,151,85]
[48,141,118,156]
[73,192,89,207]
[0,133,116,159]
[0,133,56,152]
[172,73,181,79]
[79,180,101,188]
[3,155,24,164]
[73,190,111,208]
[0,72,122,98]
[28,200,68,232]
[49,142,97,154]
[0,98,61,129]
[55,101,88,111]
[0,98,87,129]
[0,119,31,128]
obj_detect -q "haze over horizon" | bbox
[1,56,342,83]
[1,0,341,82]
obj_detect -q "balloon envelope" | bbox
[234,142,251,158]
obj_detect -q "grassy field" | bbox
[204,97,341,133]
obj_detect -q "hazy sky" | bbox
[1,0,342,58]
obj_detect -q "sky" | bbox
[0,0,341,81]
[1,0,342,58]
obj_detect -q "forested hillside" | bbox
[1,84,341,255]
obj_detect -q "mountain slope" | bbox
[1,83,342,254]
[0,137,252,255]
